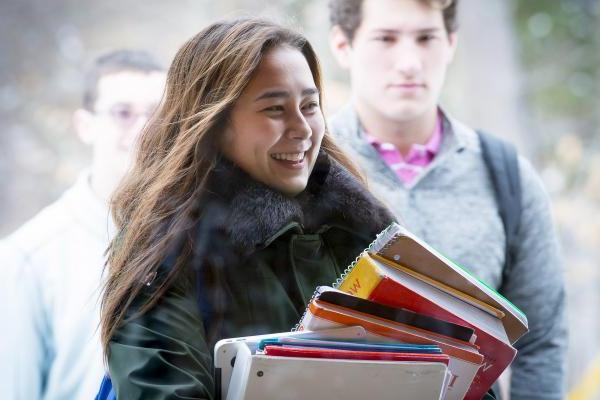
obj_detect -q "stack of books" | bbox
[215,223,528,400]
[214,325,454,400]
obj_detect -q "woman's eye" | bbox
[264,105,284,113]
[302,102,319,112]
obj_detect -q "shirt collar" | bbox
[365,109,444,160]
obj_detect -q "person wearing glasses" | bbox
[0,50,166,400]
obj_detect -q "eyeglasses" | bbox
[94,103,158,129]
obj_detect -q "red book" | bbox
[339,253,516,400]
[263,345,450,364]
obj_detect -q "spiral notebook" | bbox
[296,223,526,341]
[364,223,528,343]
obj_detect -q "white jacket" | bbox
[0,171,114,400]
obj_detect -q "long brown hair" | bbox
[100,18,363,354]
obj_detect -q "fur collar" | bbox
[201,153,395,255]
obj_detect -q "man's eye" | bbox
[374,36,395,43]
[110,107,134,121]
[116,109,133,119]
[418,34,436,43]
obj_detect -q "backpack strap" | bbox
[477,131,522,291]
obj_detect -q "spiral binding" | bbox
[292,223,402,332]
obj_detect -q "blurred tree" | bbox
[511,0,599,164]
[445,0,532,156]
[511,2,600,394]
[0,0,79,234]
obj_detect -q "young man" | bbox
[327,0,567,399]
[0,50,166,400]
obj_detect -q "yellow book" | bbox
[339,253,504,320]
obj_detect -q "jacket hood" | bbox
[200,152,395,255]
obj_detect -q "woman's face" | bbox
[221,46,325,196]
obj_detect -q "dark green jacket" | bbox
[108,155,394,399]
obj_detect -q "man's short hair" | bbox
[328,0,459,42]
[83,49,165,110]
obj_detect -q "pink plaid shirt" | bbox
[366,113,443,185]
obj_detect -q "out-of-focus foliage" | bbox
[512,0,599,139]
[512,2,600,395]
[511,0,600,197]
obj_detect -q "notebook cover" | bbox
[317,289,475,342]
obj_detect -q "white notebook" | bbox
[214,326,367,400]
[226,341,450,400]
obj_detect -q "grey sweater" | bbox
[330,104,567,400]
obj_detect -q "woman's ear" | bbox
[329,25,353,70]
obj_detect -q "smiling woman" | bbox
[99,17,395,399]
[221,46,325,196]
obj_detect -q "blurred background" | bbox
[0,0,598,398]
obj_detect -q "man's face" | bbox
[76,70,166,181]
[332,0,457,124]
